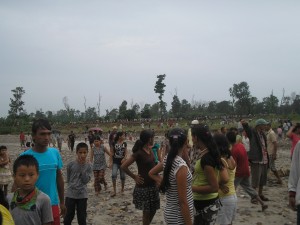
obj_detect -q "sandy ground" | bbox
[0,134,297,225]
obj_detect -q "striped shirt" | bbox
[163,155,194,224]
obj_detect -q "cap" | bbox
[191,120,199,125]
[112,126,117,129]
[255,118,269,126]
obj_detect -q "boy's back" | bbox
[8,190,53,225]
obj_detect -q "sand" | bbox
[0,134,296,225]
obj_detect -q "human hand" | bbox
[219,184,229,194]
[60,203,67,217]
[134,174,144,185]
[289,196,296,211]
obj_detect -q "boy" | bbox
[8,155,53,225]
[64,142,92,225]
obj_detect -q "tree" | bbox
[118,100,128,119]
[8,87,26,118]
[141,104,151,119]
[171,94,181,117]
[262,91,279,114]
[154,74,167,118]
[229,81,252,114]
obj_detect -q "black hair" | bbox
[76,142,89,152]
[13,155,39,175]
[191,124,223,170]
[226,131,237,145]
[0,146,7,151]
[114,131,124,144]
[292,123,300,132]
[214,134,231,158]
[160,128,187,193]
[132,129,154,153]
[31,119,52,135]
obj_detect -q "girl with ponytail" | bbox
[149,128,193,225]
[121,129,160,225]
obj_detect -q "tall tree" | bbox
[262,91,279,114]
[118,100,128,119]
[154,74,167,118]
[229,81,252,114]
[8,87,26,119]
[171,94,181,117]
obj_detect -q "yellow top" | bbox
[218,158,236,197]
[0,204,15,225]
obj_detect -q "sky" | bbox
[0,1,299,117]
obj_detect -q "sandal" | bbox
[110,192,116,197]
[251,198,258,204]
[259,195,269,201]
[261,204,268,211]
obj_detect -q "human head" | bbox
[220,127,227,135]
[94,136,103,146]
[292,123,300,134]
[132,129,154,153]
[31,119,52,147]
[226,131,237,145]
[191,124,212,147]
[13,155,39,175]
[31,119,52,135]
[0,145,7,154]
[76,142,89,162]
[114,131,125,143]
[76,142,89,153]
[214,133,231,158]
[255,118,269,132]
[168,128,187,150]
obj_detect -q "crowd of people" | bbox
[0,118,299,224]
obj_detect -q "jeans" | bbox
[64,197,87,225]
[112,163,126,181]
[297,205,300,225]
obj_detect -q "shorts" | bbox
[194,198,220,225]
[250,163,268,188]
[217,194,238,225]
[52,205,60,225]
[133,186,160,211]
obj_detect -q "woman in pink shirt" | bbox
[287,123,300,157]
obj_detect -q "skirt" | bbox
[133,185,160,211]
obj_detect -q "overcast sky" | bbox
[0,1,299,117]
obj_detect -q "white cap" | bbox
[191,120,199,125]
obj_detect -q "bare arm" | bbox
[56,169,66,217]
[89,148,94,163]
[148,162,163,186]
[192,165,219,194]
[121,156,144,185]
[287,126,294,138]
[177,166,193,225]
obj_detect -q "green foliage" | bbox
[9,87,25,118]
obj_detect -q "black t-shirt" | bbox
[68,134,75,143]
[112,142,127,165]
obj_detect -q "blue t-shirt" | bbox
[20,148,63,206]
[152,143,160,164]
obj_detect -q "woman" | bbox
[121,130,160,225]
[287,123,300,158]
[110,131,128,197]
[149,128,193,225]
[191,124,228,225]
[214,134,237,225]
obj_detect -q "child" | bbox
[0,146,13,196]
[64,142,92,225]
[90,136,111,195]
[7,155,53,225]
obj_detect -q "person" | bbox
[0,189,14,225]
[108,126,118,149]
[149,128,193,225]
[25,133,32,147]
[288,142,300,224]
[63,142,92,225]
[90,136,111,195]
[214,134,237,225]
[241,129,250,152]
[121,129,160,225]
[191,124,228,225]
[226,131,268,212]
[266,123,282,184]
[242,118,269,202]
[19,131,25,148]
[287,123,300,158]
[8,155,53,225]
[67,131,76,152]
[160,131,170,161]
[110,131,128,197]
[87,131,95,149]
[0,146,13,197]
[56,133,64,152]
[152,139,161,165]
[19,119,66,225]
[220,127,227,135]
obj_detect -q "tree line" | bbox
[1,76,300,131]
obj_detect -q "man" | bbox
[109,126,118,149]
[19,119,66,225]
[266,122,282,184]
[68,131,76,152]
[242,118,269,201]
[19,131,25,148]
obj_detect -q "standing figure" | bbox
[0,146,13,196]
[20,119,66,225]
[90,136,111,195]
[149,128,193,225]
[121,130,160,225]
[110,131,128,197]
[64,142,92,225]
[68,131,76,152]
[287,123,300,158]
[19,131,25,148]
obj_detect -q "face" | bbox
[77,148,88,163]
[14,165,39,194]
[0,148,7,155]
[94,139,101,147]
[32,128,51,147]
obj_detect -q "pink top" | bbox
[290,133,300,157]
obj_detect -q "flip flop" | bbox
[262,204,268,211]
[110,192,116,197]
[259,195,269,201]
[251,198,258,204]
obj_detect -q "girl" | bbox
[121,129,160,225]
[214,134,237,225]
[0,146,13,196]
[287,123,300,158]
[110,131,128,197]
[191,124,228,225]
[149,128,193,225]
[90,136,111,195]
